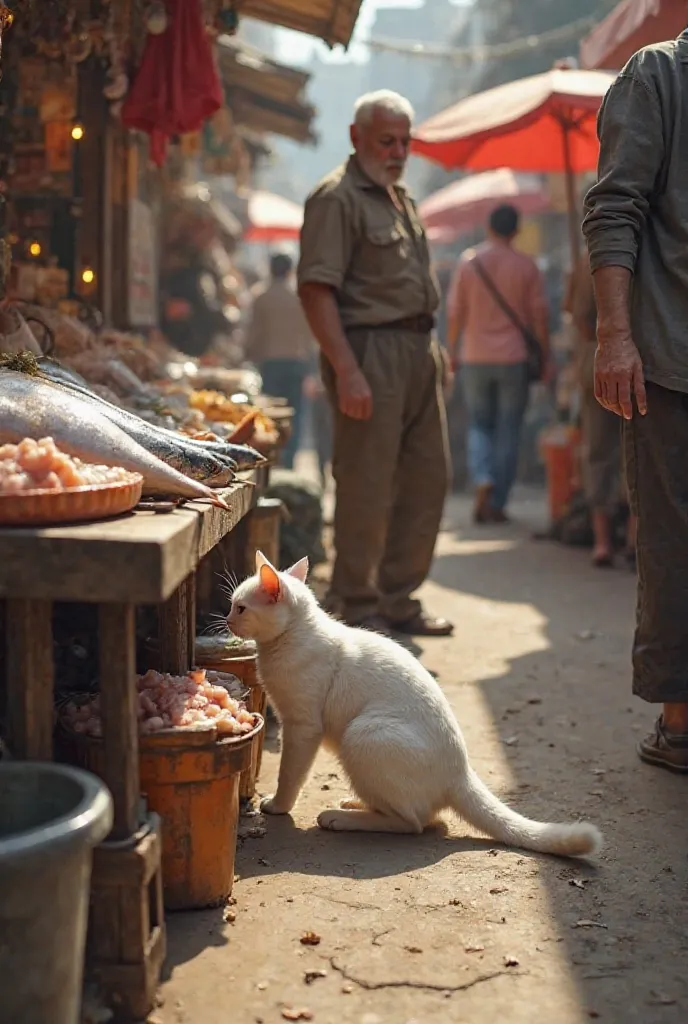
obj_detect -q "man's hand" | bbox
[594,330,647,419]
[303,374,322,401]
[440,346,455,397]
[336,365,373,420]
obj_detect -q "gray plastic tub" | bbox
[0,762,113,1024]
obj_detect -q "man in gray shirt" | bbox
[584,31,688,773]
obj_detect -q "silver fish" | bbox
[0,370,229,506]
[35,370,235,486]
[37,357,265,471]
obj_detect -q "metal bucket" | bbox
[0,762,113,1024]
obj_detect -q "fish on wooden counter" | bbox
[0,369,230,506]
[37,356,267,473]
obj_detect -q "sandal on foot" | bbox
[637,717,688,774]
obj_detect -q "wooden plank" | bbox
[88,886,121,963]
[157,574,196,675]
[0,478,255,604]
[0,600,6,732]
[186,572,197,668]
[5,600,54,760]
[99,604,139,841]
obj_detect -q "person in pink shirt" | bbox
[446,205,550,523]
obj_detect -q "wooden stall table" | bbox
[0,476,256,1020]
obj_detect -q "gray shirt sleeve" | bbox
[583,72,665,274]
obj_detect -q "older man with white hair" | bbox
[298,90,452,636]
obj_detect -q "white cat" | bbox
[227,552,602,858]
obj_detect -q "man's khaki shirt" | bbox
[297,156,440,329]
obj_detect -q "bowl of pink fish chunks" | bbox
[59,667,260,743]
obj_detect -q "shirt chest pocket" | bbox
[362,220,410,265]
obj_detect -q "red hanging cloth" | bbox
[122,0,223,166]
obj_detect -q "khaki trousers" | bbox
[322,329,449,624]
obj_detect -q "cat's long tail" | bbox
[452,767,602,857]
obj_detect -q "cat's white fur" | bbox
[227,552,602,857]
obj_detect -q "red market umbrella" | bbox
[122,0,223,167]
[412,68,615,264]
[419,169,550,243]
[580,0,688,71]
[244,191,303,243]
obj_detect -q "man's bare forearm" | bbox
[446,315,460,362]
[298,283,357,376]
[592,266,633,342]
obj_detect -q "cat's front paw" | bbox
[260,795,290,815]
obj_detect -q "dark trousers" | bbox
[260,359,308,469]
[624,382,688,702]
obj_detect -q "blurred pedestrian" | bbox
[584,32,688,771]
[446,205,550,524]
[303,368,332,487]
[245,252,313,469]
[298,89,452,637]
[159,218,232,357]
[567,246,636,568]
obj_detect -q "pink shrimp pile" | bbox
[62,668,257,738]
[0,436,135,493]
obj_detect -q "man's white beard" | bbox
[358,155,405,188]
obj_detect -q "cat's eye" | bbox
[236,604,246,615]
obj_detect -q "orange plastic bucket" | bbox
[540,425,581,524]
[71,719,263,911]
[138,725,262,910]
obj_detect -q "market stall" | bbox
[0,4,312,1022]
[0,306,288,1019]
[0,476,260,1018]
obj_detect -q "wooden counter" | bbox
[0,475,255,604]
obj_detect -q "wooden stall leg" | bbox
[99,603,140,840]
[220,512,249,587]
[91,607,165,1019]
[5,599,54,760]
[157,573,196,675]
[89,812,166,1021]
[186,572,196,668]
[244,497,284,573]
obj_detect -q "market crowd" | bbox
[161,62,688,773]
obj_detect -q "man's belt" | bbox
[348,314,435,335]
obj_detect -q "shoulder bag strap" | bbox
[472,257,529,336]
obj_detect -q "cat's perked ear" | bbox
[255,549,276,572]
[259,563,281,603]
[285,557,309,583]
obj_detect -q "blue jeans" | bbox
[259,359,308,469]
[461,362,530,511]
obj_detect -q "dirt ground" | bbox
[158,490,687,1024]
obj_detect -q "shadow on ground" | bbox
[426,500,688,1021]
[161,492,686,1024]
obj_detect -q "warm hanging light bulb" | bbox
[29,241,42,257]
[71,123,85,141]
[81,267,95,285]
